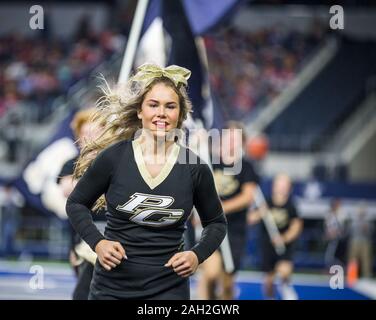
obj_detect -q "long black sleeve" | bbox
[190,163,227,264]
[191,214,227,264]
[66,143,120,251]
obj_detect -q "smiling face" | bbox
[137,82,181,139]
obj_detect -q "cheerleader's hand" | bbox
[165,251,199,278]
[95,239,127,271]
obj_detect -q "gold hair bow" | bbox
[133,63,191,87]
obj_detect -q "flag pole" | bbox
[118,0,150,84]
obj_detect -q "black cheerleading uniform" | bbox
[58,156,106,300]
[212,158,259,273]
[259,198,299,272]
[66,139,227,300]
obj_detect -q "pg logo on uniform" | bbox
[117,193,184,227]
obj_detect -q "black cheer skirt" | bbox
[89,259,190,300]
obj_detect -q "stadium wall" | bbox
[234,6,376,40]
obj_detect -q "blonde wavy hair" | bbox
[73,73,192,210]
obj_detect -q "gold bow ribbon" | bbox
[132,63,191,87]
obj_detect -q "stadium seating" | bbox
[265,37,376,151]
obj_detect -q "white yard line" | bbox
[236,271,330,286]
[353,279,376,300]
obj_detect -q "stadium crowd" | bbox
[0,27,125,122]
[205,22,326,119]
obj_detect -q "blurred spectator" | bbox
[0,183,24,255]
[347,203,373,278]
[3,111,22,163]
[324,199,349,268]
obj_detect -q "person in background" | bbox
[57,107,105,300]
[348,202,373,279]
[197,121,258,300]
[0,183,24,256]
[324,199,348,269]
[248,173,303,300]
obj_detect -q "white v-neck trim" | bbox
[132,139,180,190]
